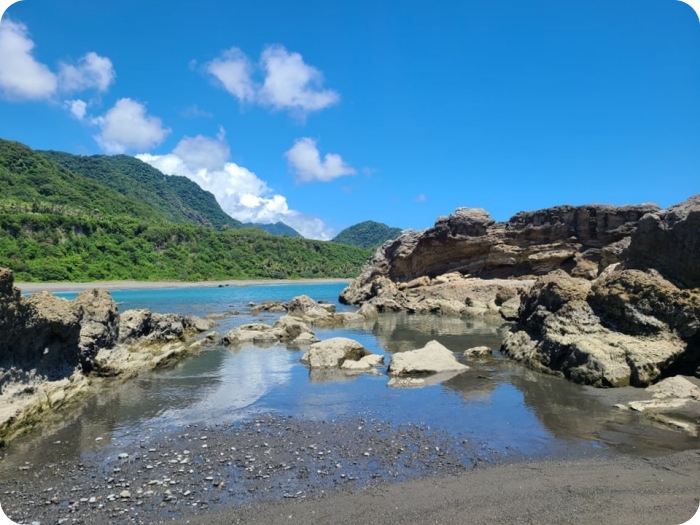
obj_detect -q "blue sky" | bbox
[0,0,699,239]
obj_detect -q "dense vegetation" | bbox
[245,221,300,237]
[0,140,161,222]
[332,220,403,249]
[0,214,370,281]
[0,139,373,282]
[42,150,242,230]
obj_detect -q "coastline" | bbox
[15,277,352,294]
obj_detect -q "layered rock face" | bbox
[627,195,700,288]
[340,202,657,313]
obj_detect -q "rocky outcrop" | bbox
[300,338,375,369]
[387,340,468,376]
[0,268,217,444]
[1,274,119,374]
[118,309,211,345]
[463,346,493,359]
[622,376,700,435]
[501,269,698,387]
[627,195,700,289]
[341,202,658,308]
[221,316,319,346]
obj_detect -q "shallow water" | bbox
[4,283,699,468]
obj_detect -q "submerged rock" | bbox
[463,346,493,359]
[387,340,468,377]
[624,376,700,435]
[221,316,319,346]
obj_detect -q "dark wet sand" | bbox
[180,450,700,525]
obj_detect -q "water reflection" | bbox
[3,298,699,473]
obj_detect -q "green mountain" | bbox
[41,150,242,230]
[332,221,403,249]
[0,138,372,282]
[0,140,161,221]
[245,221,301,237]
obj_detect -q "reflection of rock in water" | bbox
[506,366,698,452]
[372,313,508,355]
[2,348,229,464]
[442,370,499,400]
[389,370,467,389]
[308,368,365,383]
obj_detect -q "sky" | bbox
[0,0,699,239]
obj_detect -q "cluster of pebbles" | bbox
[0,414,504,525]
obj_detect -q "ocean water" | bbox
[7,283,699,466]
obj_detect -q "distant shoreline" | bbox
[16,278,352,294]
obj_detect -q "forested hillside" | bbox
[42,150,242,230]
[0,139,372,282]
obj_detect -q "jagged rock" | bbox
[627,194,700,288]
[272,315,317,343]
[357,302,378,319]
[340,203,658,306]
[502,270,689,387]
[73,289,119,370]
[249,301,286,315]
[221,323,278,345]
[463,346,492,359]
[387,340,468,376]
[300,338,371,368]
[118,310,211,344]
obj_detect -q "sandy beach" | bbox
[15,278,352,294]
[181,450,700,525]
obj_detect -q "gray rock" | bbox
[387,340,468,376]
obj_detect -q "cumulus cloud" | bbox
[137,133,334,239]
[206,47,256,103]
[205,45,339,117]
[0,18,115,105]
[59,52,115,93]
[65,98,87,120]
[94,98,170,154]
[285,137,355,183]
[0,19,57,100]
[259,46,339,114]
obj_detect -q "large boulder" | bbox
[501,270,692,387]
[300,338,371,369]
[627,194,700,289]
[387,340,468,376]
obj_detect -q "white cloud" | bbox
[259,46,339,114]
[285,137,355,183]
[65,98,87,120]
[94,98,170,154]
[0,19,57,100]
[205,45,339,117]
[0,19,115,104]
[59,52,115,93]
[137,133,335,239]
[206,47,256,103]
